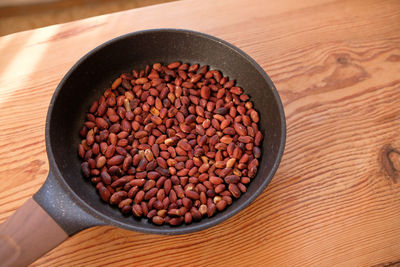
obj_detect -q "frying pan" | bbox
[0,29,286,266]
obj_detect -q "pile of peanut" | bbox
[79,62,262,226]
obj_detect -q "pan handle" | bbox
[0,198,68,267]
[0,170,105,266]
[33,169,105,235]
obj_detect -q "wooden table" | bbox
[0,0,399,265]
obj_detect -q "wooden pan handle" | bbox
[0,198,68,267]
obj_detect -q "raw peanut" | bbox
[175,187,186,198]
[128,186,139,198]
[209,176,223,185]
[157,209,167,217]
[214,161,225,168]
[233,147,242,160]
[238,136,253,143]
[200,192,207,204]
[147,171,160,180]
[182,197,192,209]
[230,86,243,95]
[253,146,261,158]
[136,171,147,179]
[177,168,189,176]
[220,136,233,144]
[92,177,102,184]
[224,175,240,184]
[188,166,198,176]
[202,119,211,128]
[87,158,96,169]
[111,177,129,188]
[153,201,164,210]
[214,107,228,115]
[216,200,227,211]
[255,131,263,146]
[199,204,207,215]
[152,216,165,225]
[130,178,145,187]
[239,153,249,163]
[184,212,192,224]
[81,162,90,178]
[207,203,217,217]
[238,183,247,193]
[224,80,235,88]
[242,115,251,126]
[135,77,148,84]
[185,190,200,200]
[147,160,158,171]
[226,158,236,168]
[100,171,112,185]
[118,198,133,209]
[191,208,202,221]
[99,186,110,202]
[132,204,143,217]
[168,61,181,69]
[144,149,154,161]
[215,143,227,150]
[153,63,162,71]
[213,196,222,204]
[112,77,122,90]
[228,184,241,198]
[145,188,158,200]
[156,176,167,188]
[164,179,172,194]
[157,157,167,169]
[121,205,132,214]
[223,127,235,135]
[168,208,181,216]
[220,119,230,129]
[109,191,127,205]
[250,110,259,122]
[223,195,233,205]
[96,117,109,130]
[141,202,149,216]
[248,166,257,178]
[178,140,191,151]
[219,167,232,178]
[143,180,156,191]
[233,169,242,176]
[96,156,107,169]
[135,131,148,138]
[107,155,124,166]
[198,163,210,173]
[147,210,157,219]
[215,184,226,194]
[89,101,99,113]
[78,144,85,158]
[234,122,247,136]
[200,86,210,99]
[169,217,183,226]
[134,190,145,203]
[248,158,259,169]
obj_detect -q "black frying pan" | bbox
[0,29,286,266]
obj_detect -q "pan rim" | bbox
[45,28,286,235]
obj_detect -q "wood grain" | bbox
[0,0,399,266]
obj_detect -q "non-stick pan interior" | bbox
[47,29,285,234]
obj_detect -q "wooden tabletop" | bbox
[0,0,399,266]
